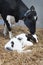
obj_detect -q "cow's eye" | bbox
[11,41,14,47]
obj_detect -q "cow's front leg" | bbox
[4,21,12,39]
[6,15,15,39]
[3,24,13,39]
[1,14,13,39]
[3,23,8,36]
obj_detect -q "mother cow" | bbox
[0,0,38,39]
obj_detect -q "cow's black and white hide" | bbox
[5,33,38,53]
[0,0,38,39]
[3,15,15,37]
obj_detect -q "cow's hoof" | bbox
[3,32,7,37]
[9,32,13,39]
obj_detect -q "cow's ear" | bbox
[11,41,14,47]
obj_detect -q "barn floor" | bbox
[0,25,43,65]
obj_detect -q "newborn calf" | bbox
[5,33,38,53]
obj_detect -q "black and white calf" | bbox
[0,0,38,38]
[5,33,38,53]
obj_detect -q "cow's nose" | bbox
[6,47,12,51]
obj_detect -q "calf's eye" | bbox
[11,41,14,47]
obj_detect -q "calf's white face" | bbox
[5,37,23,52]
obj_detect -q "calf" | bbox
[5,33,38,53]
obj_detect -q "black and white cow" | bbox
[0,0,38,39]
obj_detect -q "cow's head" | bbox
[25,5,38,21]
[26,34,38,43]
[32,34,38,43]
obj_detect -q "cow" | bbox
[0,0,38,39]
